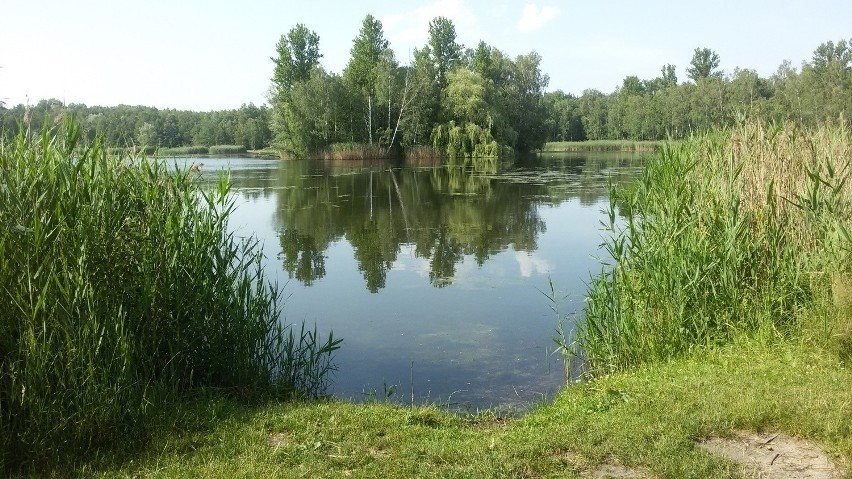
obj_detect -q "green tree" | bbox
[271,24,322,92]
[427,17,462,91]
[687,47,721,81]
[343,14,390,145]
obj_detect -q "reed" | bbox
[158,145,209,156]
[314,143,392,161]
[543,140,664,153]
[562,119,852,375]
[0,120,340,471]
[208,144,247,155]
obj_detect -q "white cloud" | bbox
[515,252,552,278]
[517,4,561,33]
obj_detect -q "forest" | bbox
[0,17,849,156]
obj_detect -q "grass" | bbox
[543,139,664,153]
[0,120,339,473]
[156,145,248,156]
[208,144,247,155]
[41,340,852,478]
[313,143,394,161]
[568,119,852,375]
[158,145,209,155]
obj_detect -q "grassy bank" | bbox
[0,122,339,473]
[43,341,852,478]
[543,139,664,153]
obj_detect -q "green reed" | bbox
[0,120,340,471]
[207,144,247,155]
[561,119,851,375]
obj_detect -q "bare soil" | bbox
[699,430,845,479]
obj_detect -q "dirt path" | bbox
[699,430,845,478]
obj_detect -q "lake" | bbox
[190,152,645,411]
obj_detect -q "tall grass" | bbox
[208,144,247,155]
[563,119,851,375]
[314,142,392,161]
[158,145,209,156]
[0,120,340,471]
[543,140,664,153]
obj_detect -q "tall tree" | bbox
[269,24,324,156]
[271,24,322,92]
[427,17,462,91]
[661,64,678,87]
[343,15,390,145]
[687,47,721,81]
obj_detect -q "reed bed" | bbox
[158,145,209,155]
[565,119,851,375]
[208,144,247,155]
[543,140,664,153]
[314,143,393,161]
[0,121,340,471]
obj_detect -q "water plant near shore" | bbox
[566,119,851,374]
[0,120,340,471]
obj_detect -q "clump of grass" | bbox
[314,143,392,160]
[158,145,209,156]
[208,144,247,155]
[0,120,340,472]
[565,119,851,374]
[543,140,664,153]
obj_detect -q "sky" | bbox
[1,0,850,111]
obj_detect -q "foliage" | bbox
[571,119,851,374]
[271,24,322,92]
[266,16,550,159]
[0,121,340,471]
[687,47,722,81]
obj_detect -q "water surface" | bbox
[190,153,644,410]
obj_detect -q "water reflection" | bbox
[260,154,640,292]
[193,152,645,409]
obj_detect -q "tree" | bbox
[661,64,677,87]
[271,24,322,92]
[427,17,462,91]
[343,15,390,145]
[269,24,324,156]
[687,48,721,81]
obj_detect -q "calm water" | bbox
[189,153,644,410]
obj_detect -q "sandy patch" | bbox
[699,430,844,478]
[555,452,655,478]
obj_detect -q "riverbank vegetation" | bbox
[0,121,340,473]
[568,119,851,375]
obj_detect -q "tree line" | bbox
[0,101,272,150]
[2,29,849,152]
[544,40,852,142]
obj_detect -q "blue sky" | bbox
[1,0,850,111]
